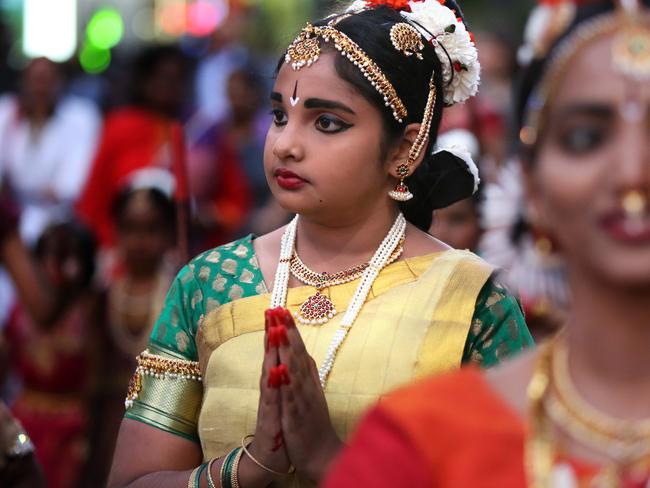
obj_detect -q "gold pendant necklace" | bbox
[289,238,404,326]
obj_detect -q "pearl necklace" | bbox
[270,213,407,388]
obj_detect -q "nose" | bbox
[615,118,650,193]
[271,120,305,163]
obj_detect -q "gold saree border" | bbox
[125,343,203,442]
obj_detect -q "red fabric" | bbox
[324,408,431,488]
[325,369,643,487]
[188,127,251,251]
[76,107,188,248]
[5,303,92,488]
[324,369,528,488]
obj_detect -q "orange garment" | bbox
[324,369,628,488]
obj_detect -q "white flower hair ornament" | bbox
[347,0,481,105]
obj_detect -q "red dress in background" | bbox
[76,107,189,249]
[5,302,95,488]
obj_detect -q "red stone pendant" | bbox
[296,291,337,325]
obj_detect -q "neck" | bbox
[295,203,399,273]
[565,269,650,417]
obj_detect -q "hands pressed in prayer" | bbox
[254,308,342,483]
[247,310,293,480]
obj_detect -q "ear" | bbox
[386,123,427,179]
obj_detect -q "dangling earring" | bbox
[389,163,414,202]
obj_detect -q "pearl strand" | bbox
[270,213,407,388]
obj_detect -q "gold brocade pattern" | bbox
[196,251,492,487]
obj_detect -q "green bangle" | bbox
[195,462,208,488]
[220,448,241,488]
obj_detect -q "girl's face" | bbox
[530,32,650,286]
[429,198,481,252]
[117,194,172,277]
[264,52,398,225]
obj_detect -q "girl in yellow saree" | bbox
[109,2,533,487]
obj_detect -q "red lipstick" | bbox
[600,212,650,244]
[274,168,307,190]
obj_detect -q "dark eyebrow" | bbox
[557,103,614,119]
[270,92,283,102]
[304,98,356,115]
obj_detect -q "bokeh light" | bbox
[79,42,111,74]
[159,2,187,37]
[187,1,218,37]
[86,8,124,50]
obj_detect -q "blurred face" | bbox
[227,72,260,120]
[429,198,481,251]
[529,31,650,287]
[39,230,86,292]
[144,58,186,117]
[264,52,394,224]
[117,193,172,277]
[22,58,61,109]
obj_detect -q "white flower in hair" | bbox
[344,0,480,105]
[401,0,480,105]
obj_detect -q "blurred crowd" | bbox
[0,5,566,488]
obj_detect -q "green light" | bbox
[79,42,111,74]
[86,8,124,50]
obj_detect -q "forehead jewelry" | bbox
[285,23,408,123]
[520,8,650,149]
[612,1,650,81]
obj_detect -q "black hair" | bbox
[35,221,96,288]
[130,45,190,107]
[514,0,650,162]
[278,2,476,231]
[112,187,177,232]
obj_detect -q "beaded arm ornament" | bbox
[125,351,202,409]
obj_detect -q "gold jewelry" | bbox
[388,74,436,202]
[125,351,202,409]
[526,337,650,487]
[388,163,414,202]
[241,435,295,476]
[622,190,647,218]
[230,447,244,488]
[390,23,424,60]
[521,9,650,147]
[206,457,218,488]
[290,237,404,325]
[285,23,408,123]
[187,465,201,488]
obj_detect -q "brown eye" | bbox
[559,125,606,154]
[315,115,351,133]
[271,109,287,126]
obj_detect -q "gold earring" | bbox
[388,163,414,202]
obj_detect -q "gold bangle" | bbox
[241,435,295,476]
[206,457,218,488]
[230,447,244,488]
[187,465,201,488]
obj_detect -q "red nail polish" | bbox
[268,326,289,348]
[281,308,295,328]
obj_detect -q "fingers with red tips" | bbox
[267,325,289,348]
[267,364,291,388]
